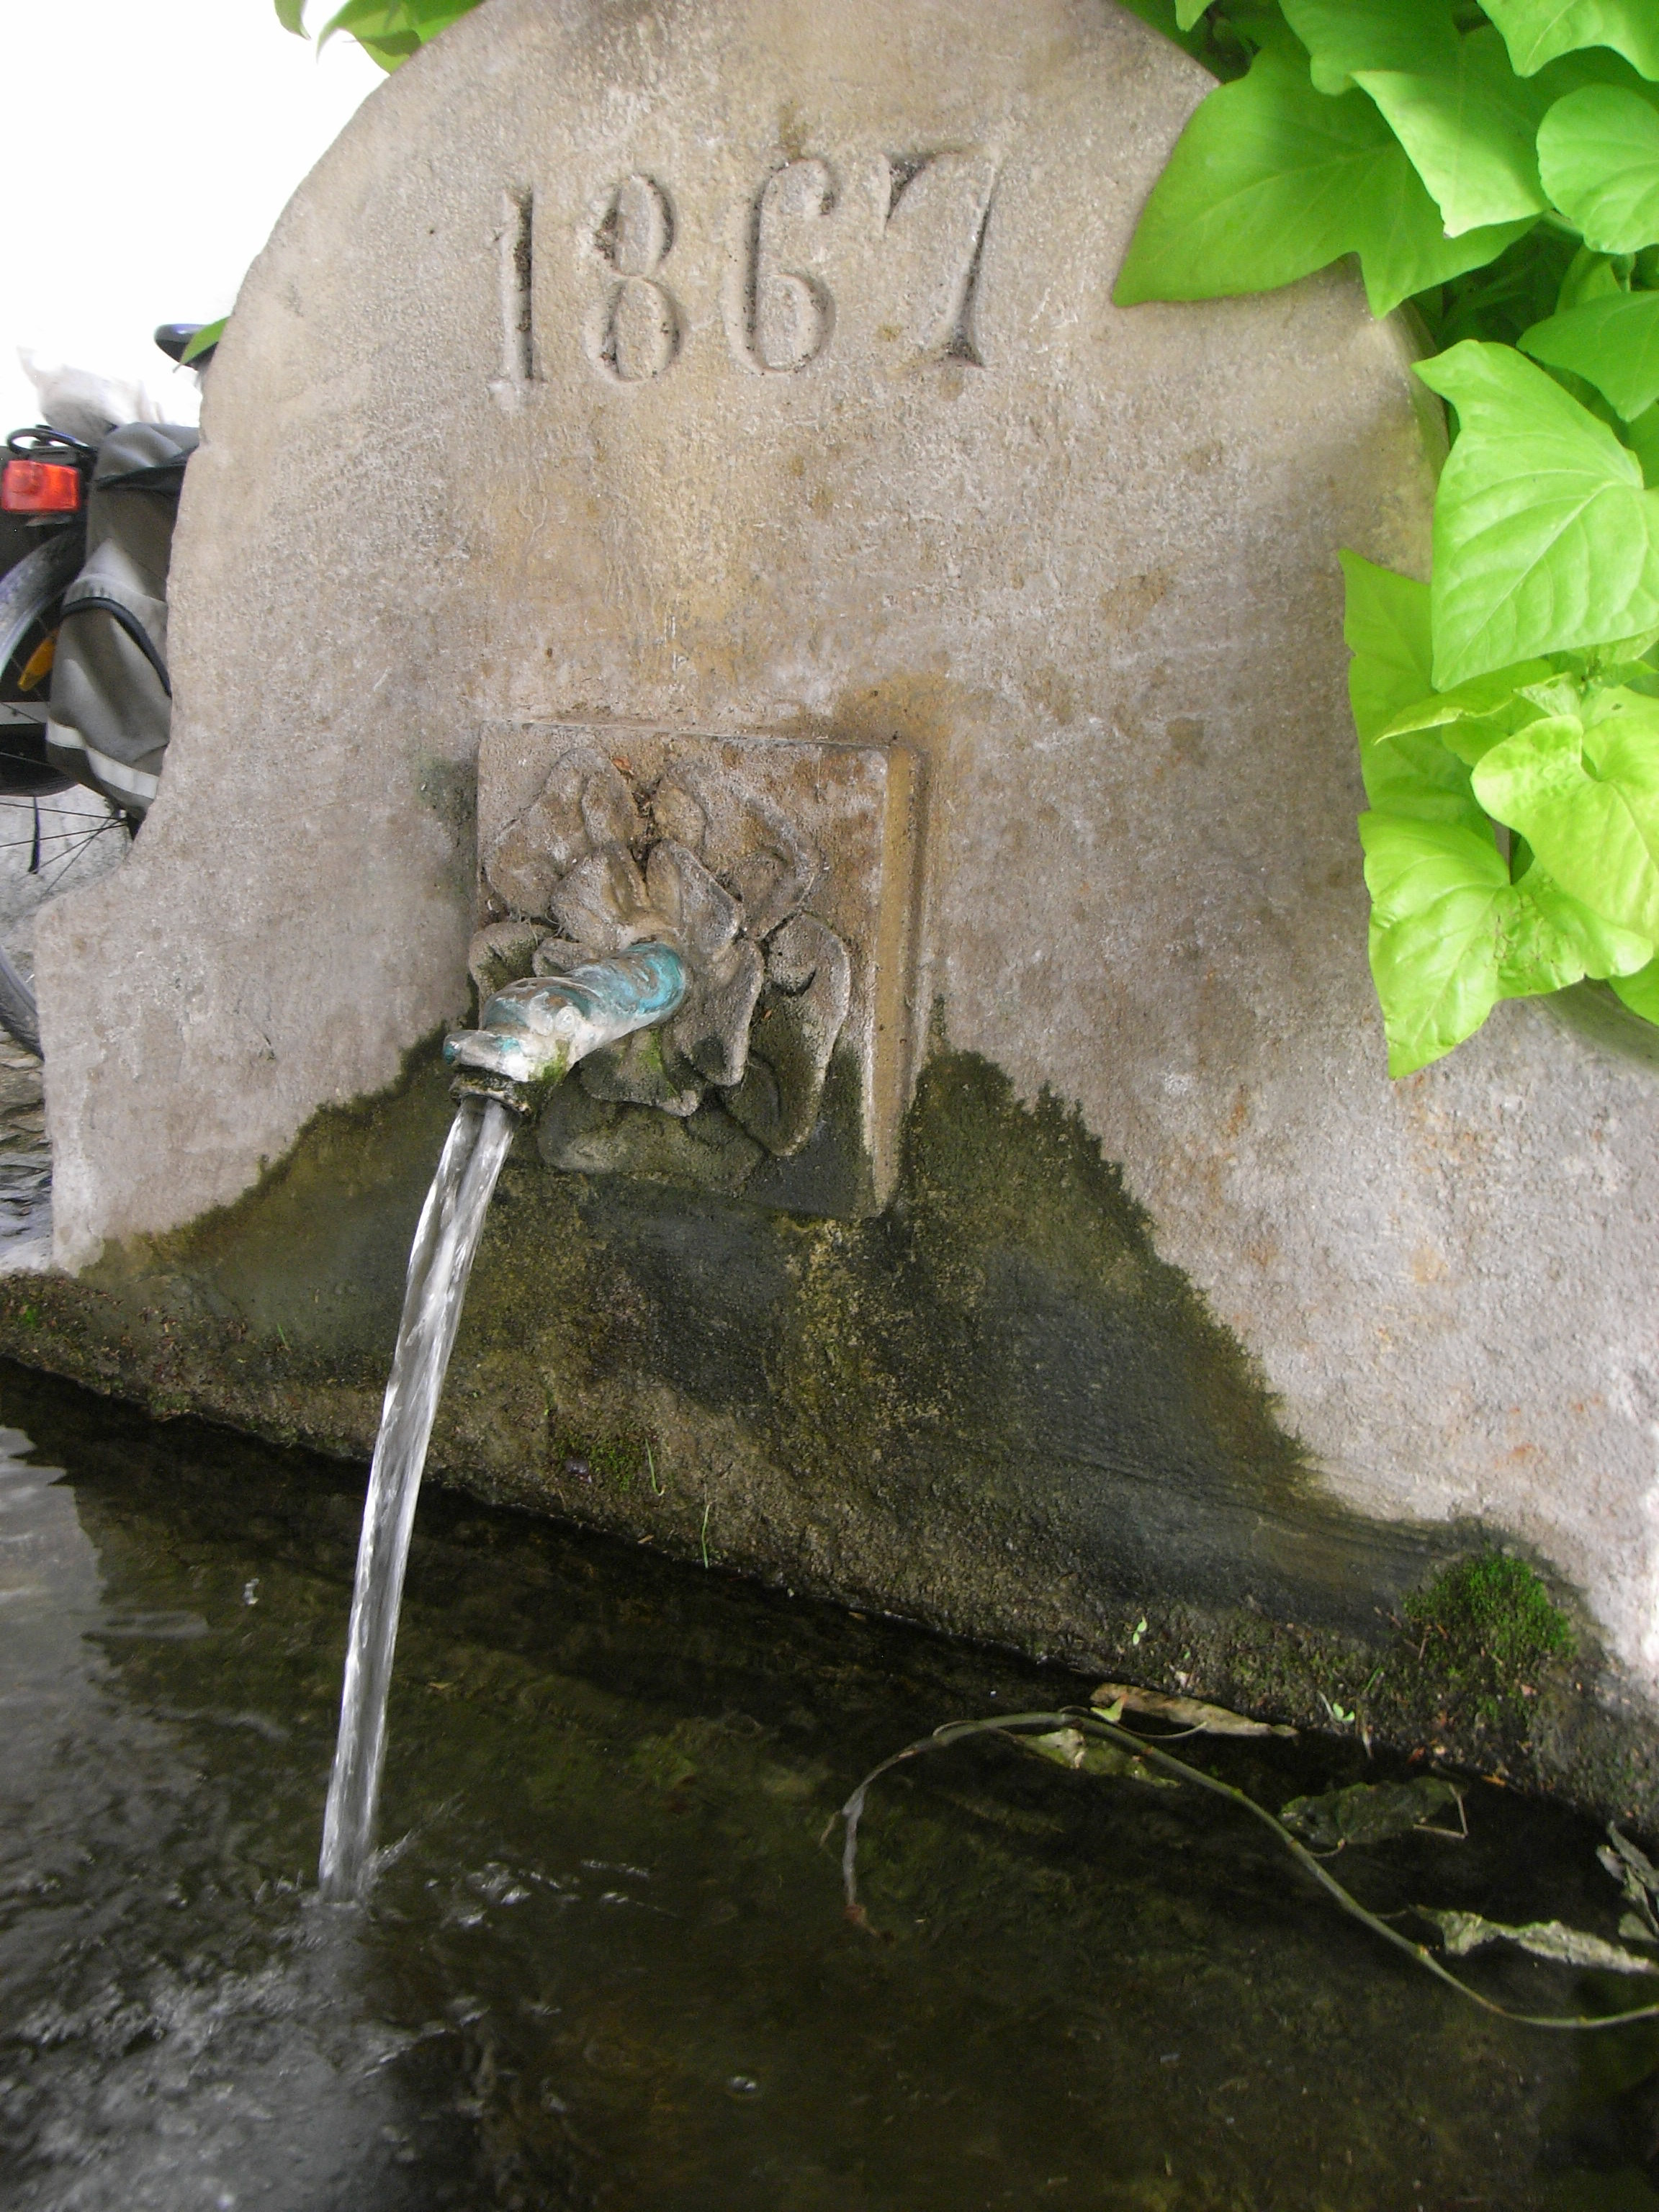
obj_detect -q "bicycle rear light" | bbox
[1,459,81,513]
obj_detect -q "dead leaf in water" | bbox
[1599,1825,1659,1942]
[1421,1910,1659,1977]
[1280,1778,1465,1850]
[1021,1727,1179,1788]
[1090,1683,1296,1738]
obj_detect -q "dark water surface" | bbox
[2,1362,1658,2212]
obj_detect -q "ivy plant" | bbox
[1118,0,1659,1073]
[276,0,475,71]
[288,0,1659,1072]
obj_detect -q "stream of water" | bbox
[322,942,687,1902]
[319,1095,518,1902]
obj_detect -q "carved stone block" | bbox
[475,724,922,1215]
[50,0,1659,1765]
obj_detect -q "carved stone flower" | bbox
[472,743,850,1158]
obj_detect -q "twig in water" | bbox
[824,1707,1659,2033]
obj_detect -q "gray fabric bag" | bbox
[45,421,197,812]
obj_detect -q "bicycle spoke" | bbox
[0,824,122,853]
[37,816,127,892]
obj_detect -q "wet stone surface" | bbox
[1,1363,1658,2211]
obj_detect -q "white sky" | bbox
[2,0,381,433]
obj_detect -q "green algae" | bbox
[0,1035,1646,1830]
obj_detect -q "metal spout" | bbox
[443,940,687,1094]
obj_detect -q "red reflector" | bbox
[1,459,81,514]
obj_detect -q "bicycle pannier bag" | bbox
[45,421,197,813]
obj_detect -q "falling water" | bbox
[318,1093,518,1901]
[317,942,688,1902]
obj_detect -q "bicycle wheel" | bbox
[0,532,130,1056]
[0,532,81,797]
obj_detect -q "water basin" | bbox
[1,1362,1654,2211]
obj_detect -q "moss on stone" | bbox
[548,1424,655,1493]
[1403,1552,1576,1726]
[0,1033,1650,1830]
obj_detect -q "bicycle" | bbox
[0,328,207,1057]
[0,426,124,1056]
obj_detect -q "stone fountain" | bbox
[10,0,1659,1818]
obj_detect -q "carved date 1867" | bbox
[536,151,998,390]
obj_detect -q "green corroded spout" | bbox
[444,942,687,1094]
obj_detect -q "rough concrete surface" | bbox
[22,1,1659,1750]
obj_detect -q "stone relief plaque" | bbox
[474,724,923,1217]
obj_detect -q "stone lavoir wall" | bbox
[11,0,1659,1815]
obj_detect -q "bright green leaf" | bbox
[1176,0,1213,28]
[1473,693,1659,934]
[1116,53,1382,305]
[358,37,418,69]
[317,0,405,59]
[1114,0,1222,63]
[1360,807,1647,1069]
[1538,86,1659,253]
[1357,30,1551,235]
[1611,955,1659,1019]
[319,0,475,66]
[1339,551,1432,737]
[1485,0,1659,81]
[1114,50,1535,318]
[274,0,307,32]
[181,318,226,366]
[1358,193,1532,323]
[1378,660,1564,762]
[1498,860,1653,992]
[1521,291,1659,418]
[1280,0,1458,97]
[1555,245,1628,312]
[1340,554,1491,832]
[1553,634,1659,678]
[1414,341,1659,683]
[1360,813,1512,1071]
[1361,724,1492,833]
[322,0,468,24]
[1622,401,1659,486]
[318,0,390,36]
[1535,43,1659,104]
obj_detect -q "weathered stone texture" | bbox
[475,722,921,1212]
[27,0,1659,1719]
